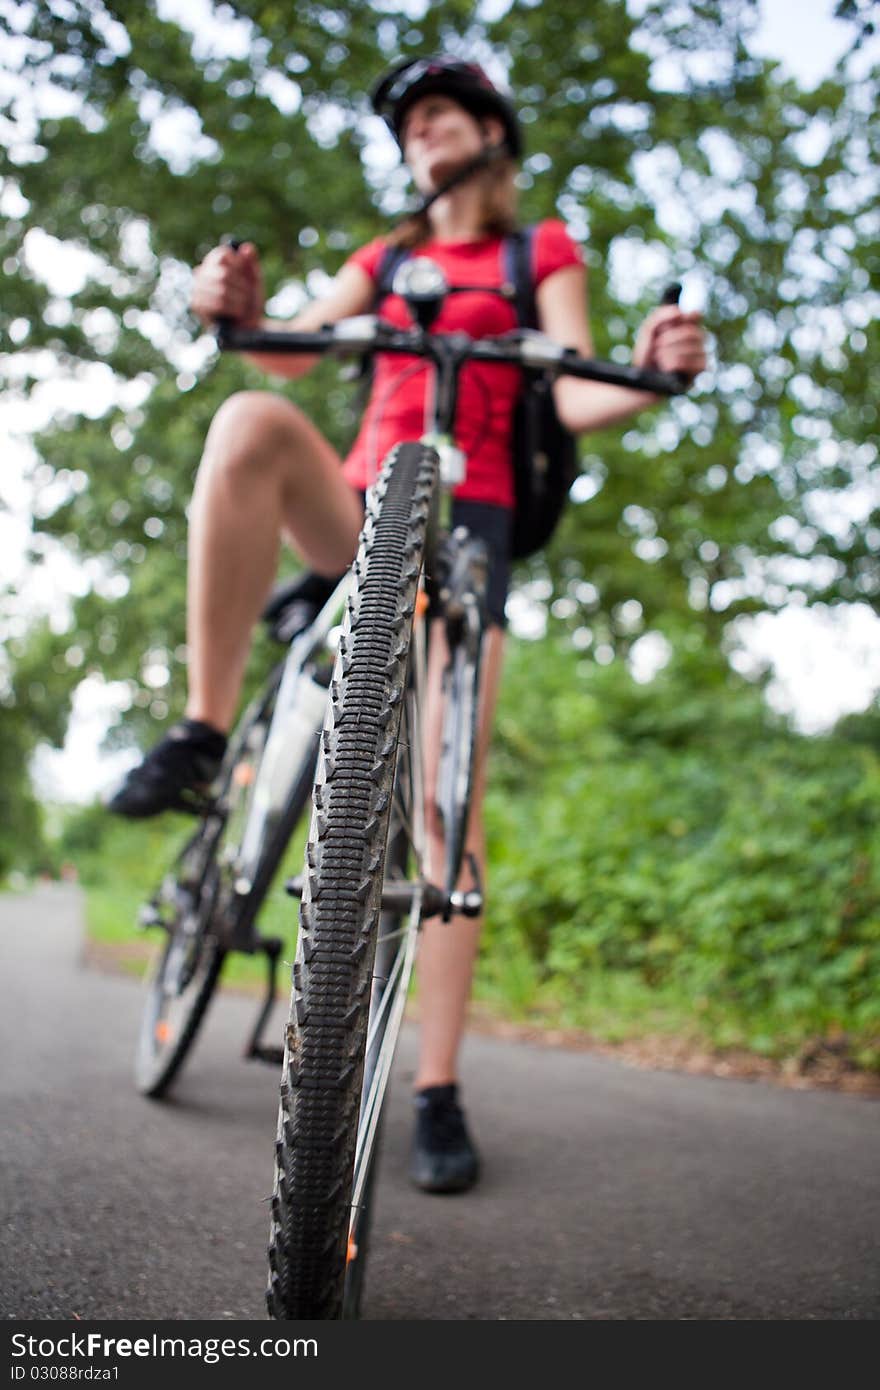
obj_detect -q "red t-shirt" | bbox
[341,219,584,508]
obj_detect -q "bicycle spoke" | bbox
[362,921,410,1058]
[352,885,422,1206]
[374,921,409,947]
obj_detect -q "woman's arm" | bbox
[190,241,375,379]
[535,263,706,435]
[246,260,376,378]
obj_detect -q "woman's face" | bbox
[401,94,501,191]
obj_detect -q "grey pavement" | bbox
[1,885,878,1321]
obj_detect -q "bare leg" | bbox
[414,621,506,1089]
[185,390,364,731]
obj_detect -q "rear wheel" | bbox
[266,441,438,1320]
[134,674,316,1098]
[134,829,227,1098]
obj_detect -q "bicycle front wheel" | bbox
[266,441,438,1320]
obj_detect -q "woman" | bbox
[110,56,706,1192]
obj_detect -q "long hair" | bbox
[385,154,520,250]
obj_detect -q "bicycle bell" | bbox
[392,257,448,330]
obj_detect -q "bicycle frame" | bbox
[227,574,351,904]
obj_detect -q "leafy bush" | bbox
[481,636,880,1066]
[56,800,305,992]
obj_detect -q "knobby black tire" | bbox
[266,441,438,1321]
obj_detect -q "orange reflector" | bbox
[155,1021,172,1044]
[414,588,430,625]
[233,761,256,787]
[346,1233,359,1265]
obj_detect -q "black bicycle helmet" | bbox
[371,55,522,159]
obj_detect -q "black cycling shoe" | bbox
[409,1083,480,1194]
[106,720,227,819]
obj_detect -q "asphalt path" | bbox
[1,885,878,1321]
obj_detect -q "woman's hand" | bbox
[633,306,707,382]
[190,241,265,329]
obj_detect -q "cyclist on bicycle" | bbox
[109,55,706,1193]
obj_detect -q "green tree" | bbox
[0,0,876,754]
[0,602,71,875]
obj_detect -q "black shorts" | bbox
[446,498,512,629]
[354,490,512,629]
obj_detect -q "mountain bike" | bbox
[212,259,688,1320]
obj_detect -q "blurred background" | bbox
[1,0,878,1073]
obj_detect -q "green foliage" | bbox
[0,611,72,877]
[55,801,185,893]
[481,637,880,1066]
[56,799,306,992]
[2,0,877,760]
[0,709,47,878]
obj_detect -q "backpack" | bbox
[373,224,578,559]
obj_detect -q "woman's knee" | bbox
[202,390,305,482]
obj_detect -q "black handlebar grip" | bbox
[215,237,243,344]
[659,282,690,390]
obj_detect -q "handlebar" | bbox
[214,317,689,398]
[213,234,689,397]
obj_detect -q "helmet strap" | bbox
[399,140,508,225]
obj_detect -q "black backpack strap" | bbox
[373,242,412,310]
[502,224,538,329]
[355,242,411,389]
